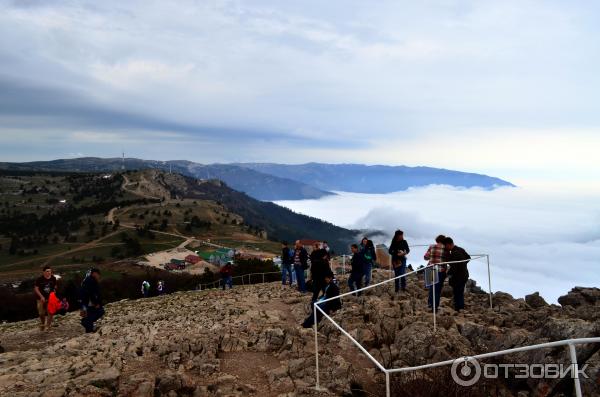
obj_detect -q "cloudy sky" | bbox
[1,0,599,186]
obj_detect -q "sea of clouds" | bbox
[276,186,600,303]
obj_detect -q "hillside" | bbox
[0,169,357,280]
[0,271,598,396]
[237,163,515,193]
[0,158,334,201]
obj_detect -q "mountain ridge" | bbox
[0,158,514,200]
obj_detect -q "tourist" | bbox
[157,280,165,295]
[293,240,309,293]
[80,268,104,333]
[444,237,471,312]
[281,241,294,287]
[424,235,448,311]
[360,237,377,287]
[34,266,58,332]
[302,270,342,328]
[348,244,365,296]
[389,230,410,293]
[220,261,234,290]
[309,242,332,302]
[141,280,151,297]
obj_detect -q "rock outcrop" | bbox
[0,271,598,396]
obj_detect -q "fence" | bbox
[313,255,596,396]
[198,271,281,290]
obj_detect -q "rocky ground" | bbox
[0,269,599,396]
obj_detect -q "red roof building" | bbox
[185,254,201,264]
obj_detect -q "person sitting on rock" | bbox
[220,261,234,290]
[302,271,341,328]
[348,244,365,296]
[444,237,471,312]
[79,268,104,333]
[34,266,58,332]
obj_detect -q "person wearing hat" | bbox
[79,268,104,333]
[302,270,341,328]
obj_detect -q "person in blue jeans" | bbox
[220,262,234,290]
[79,268,104,333]
[292,240,308,293]
[348,244,365,296]
[360,237,377,287]
[388,230,410,292]
[280,242,294,286]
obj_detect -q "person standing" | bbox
[389,230,410,293]
[348,244,365,296]
[293,240,309,293]
[220,261,234,290]
[444,237,471,312]
[34,266,58,332]
[141,280,151,297]
[309,242,332,302]
[360,237,377,287]
[80,268,104,333]
[280,241,294,287]
[424,235,448,311]
[157,280,165,295]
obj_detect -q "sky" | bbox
[1,0,599,186]
[276,186,600,303]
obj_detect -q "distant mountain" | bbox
[236,163,515,193]
[0,158,515,200]
[0,158,333,201]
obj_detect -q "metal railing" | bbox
[313,254,596,397]
[198,271,281,290]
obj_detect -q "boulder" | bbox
[525,292,548,308]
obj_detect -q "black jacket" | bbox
[281,247,293,265]
[447,246,471,283]
[310,248,331,281]
[388,239,410,261]
[350,252,365,276]
[293,248,309,269]
[321,281,341,313]
[80,276,102,307]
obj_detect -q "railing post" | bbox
[385,371,391,397]
[314,304,320,390]
[432,265,437,333]
[487,255,493,309]
[262,273,265,284]
[569,343,583,397]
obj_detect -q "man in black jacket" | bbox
[79,268,104,333]
[293,240,309,293]
[281,241,294,287]
[444,237,471,312]
[348,244,364,296]
[309,242,332,303]
[302,271,341,328]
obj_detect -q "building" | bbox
[185,254,201,264]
